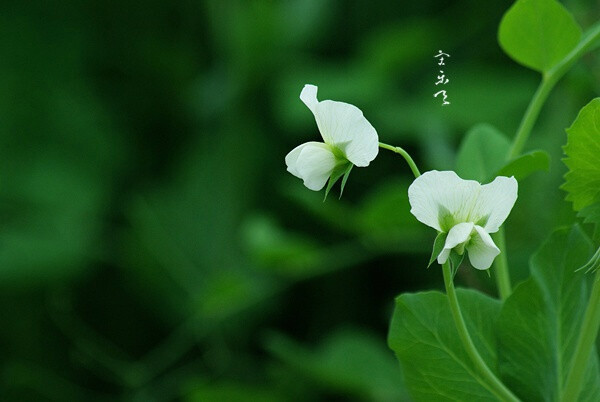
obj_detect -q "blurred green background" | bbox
[1,0,598,400]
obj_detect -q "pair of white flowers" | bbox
[286,84,518,270]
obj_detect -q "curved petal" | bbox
[285,141,322,178]
[470,176,518,233]
[408,171,480,232]
[437,222,474,264]
[299,85,378,167]
[466,225,500,270]
[294,143,337,191]
[300,84,318,114]
[314,100,378,166]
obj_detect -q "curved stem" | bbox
[561,269,600,402]
[442,262,521,402]
[378,142,421,178]
[508,20,600,159]
[492,227,512,300]
[507,78,554,159]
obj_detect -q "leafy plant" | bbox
[285,0,600,400]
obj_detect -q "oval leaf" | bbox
[455,124,511,182]
[498,0,581,72]
[496,150,550,180]
[388,289,501,401]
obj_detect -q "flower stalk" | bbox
[378,142,421,178]
[442,261,521,402]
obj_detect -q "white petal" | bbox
[300,84,319,114]
[437,222,474,264]
[314,100,378,166]
[299,85,378,167]
[408,171,480,232]
[470,176,518,233]
[294,143,337,191]
[467,225,500,270]
[285,141,321,178]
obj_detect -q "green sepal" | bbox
[449,250,465,278]
[428,232,447,268]
[497,150,550,181]
[339,163,353,199]
[323,162,352,202]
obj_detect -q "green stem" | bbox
[507,78,554,159]
[561,269,600,402]
[500,21,600,300]
[508,20,600,159]
[442,262,521,402]
[378,142,421,178]
[492,227,512,300]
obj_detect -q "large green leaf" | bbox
[562,98,600,225]
[496,150,550,181]
[496,226,600,401]
[498,0,581,72]
[455,124,510,182]
[388,289,501,401]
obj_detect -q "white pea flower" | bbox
[285,84,379,192]
[408,170,518,270]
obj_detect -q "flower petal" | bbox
[314,100,378,166]
[470,176,518,233]
[294,143,337,191]
[299,85,378,167]
[467,225,500,270]
[300,84,319,114]
[408,170,480,232]
[437,222,474,264]
[285,141,320,178]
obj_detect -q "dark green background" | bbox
[0,0,598,400]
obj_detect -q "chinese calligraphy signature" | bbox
[433,50,450,106]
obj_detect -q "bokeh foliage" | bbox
[0,0,598,400]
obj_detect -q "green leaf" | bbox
[579,203,600,226]
[496,226,600,401]
[498,0,581,73]
[562,98,600,225]
[388,289,501,401]
[496,150,550,180]
[324,162,352,201]
[455,124,511,182]
[267,329,409,401]
[428,232,447,267]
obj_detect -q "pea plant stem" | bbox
[497,21,600,300]
[499,20,600,400]
[508,20,600,159]
[561,269,600,401]
[378,142,421,178]
[442,262,521,402]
